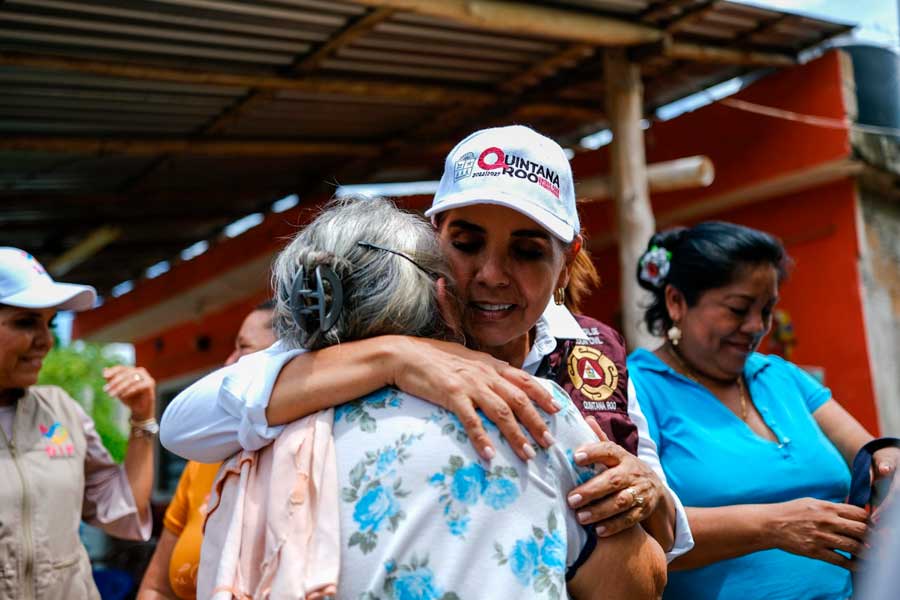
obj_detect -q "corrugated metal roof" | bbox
[0,0,852,294]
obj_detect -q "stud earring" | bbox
[667,324,682,346]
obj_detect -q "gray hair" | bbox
[271,197,455,350]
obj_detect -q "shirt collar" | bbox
[541,301,586,340]
[629,347,773,380]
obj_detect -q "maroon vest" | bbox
[537,315,638,455]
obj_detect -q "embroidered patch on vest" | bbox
[40,421,74,458]
[567,346,618,403]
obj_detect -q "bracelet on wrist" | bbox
[129,417,159,438]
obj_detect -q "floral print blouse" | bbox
[333,379,602,600]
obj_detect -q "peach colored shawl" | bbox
[198,409,339,600]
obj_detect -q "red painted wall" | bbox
[568,52,877,431]
[577,180,879,434]
[132,291,270,383]
[73,199,329,339]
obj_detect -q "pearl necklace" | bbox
[667,345,748,421]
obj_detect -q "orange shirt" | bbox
[163,461,221,600]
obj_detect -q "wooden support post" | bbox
[604,48,656,350]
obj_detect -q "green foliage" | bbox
[37,341,130,463]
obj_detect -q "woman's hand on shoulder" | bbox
[103,366,156,420]
[771,497,869,569]
[386,336,557,462]
[566,417,666,538]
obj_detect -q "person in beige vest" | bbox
[0,247,156,600]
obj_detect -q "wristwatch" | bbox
[129,416,159,439]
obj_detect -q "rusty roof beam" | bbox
[0,137,382,157]
[0,52,492,105]
[348,0,663,46]
[664,40,795,67]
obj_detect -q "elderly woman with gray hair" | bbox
[200,197,664,600]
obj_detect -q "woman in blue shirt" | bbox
[625,222,898,599]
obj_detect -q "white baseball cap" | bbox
[0,247,96,311]
[426,125,580,242]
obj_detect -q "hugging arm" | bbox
[270,336,559,461]
[161,336,557,462]
[550,397,667,599]
[568,525,667,600]
[565,386,689,560]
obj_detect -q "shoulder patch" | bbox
[567,345,618,402]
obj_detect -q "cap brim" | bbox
[425,189,575,243]
[2,280,96,312]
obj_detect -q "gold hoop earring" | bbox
[554,288,566,306]
[667,324,682,346]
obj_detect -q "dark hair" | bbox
[637,221,791,336]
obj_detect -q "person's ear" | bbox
[556,234,583,290]
[664,284,687,323]
[569,235,583,260]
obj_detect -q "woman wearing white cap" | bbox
[162,126,691,563]
[0,247,156,600]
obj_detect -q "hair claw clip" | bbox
[290,264,344,340]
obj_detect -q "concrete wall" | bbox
[857,187,900,435]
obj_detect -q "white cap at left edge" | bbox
[0,247,96,312]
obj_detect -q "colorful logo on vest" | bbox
[40,421,74,458]
[567,346,618,405]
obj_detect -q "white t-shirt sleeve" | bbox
[159,341,302,462]
[627,377,694,561]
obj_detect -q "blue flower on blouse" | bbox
[393,568,443,600]
[495,511,565,594]
[376,448,399,475]
[381,557,458,600]
[353,485,400,533]
[447,515,470,536]
[540,530,566,573]
[451,462,487,505]
[483,477,519,510]
[510,538,541,586]
[431,458,520,537]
